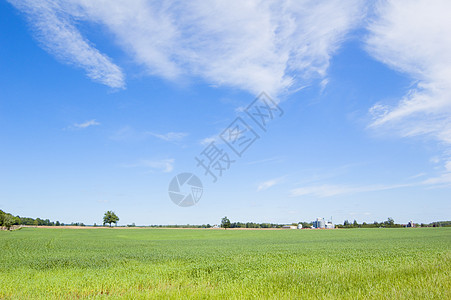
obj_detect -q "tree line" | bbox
[336,218,451,228]
[0,209,61,229]
[2,209,450,230]
[337,218,402,228]
[220,217,313,229]
[0,209,77,230]
[0,209,120,230]
[220,217,451,229]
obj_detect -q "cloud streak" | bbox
[257,177,284,192]
[366,0,451,169]
[8,0,125,89]
[73,119,100,129]
[289,183,412,198]
[146,132,188,142]
[9,0,364,95]
[290,172,451,199]
[122,159,175,173]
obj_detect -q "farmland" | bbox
[0,227,450,299]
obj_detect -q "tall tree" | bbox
[385,217,395,227]
[3,214,14,230]
[221,216,231,229]
[103,211,119,227]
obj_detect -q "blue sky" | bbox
[1,0,450,225]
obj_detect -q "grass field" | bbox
[0,227,450,299]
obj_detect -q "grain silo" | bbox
[312,217,326,229]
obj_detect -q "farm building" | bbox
[282,225,297,229]
[312,218,325,228]
[312,218,334,229]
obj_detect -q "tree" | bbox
[299,222,312,229]
[3,214,14,230]
[221,216,231,229]
[385,217,395,227]
[353,220,358,227]
[344,220,350,226]
[103,211,119,227]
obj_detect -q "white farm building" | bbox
[312,218,334,229]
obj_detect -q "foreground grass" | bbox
[0,228,450,299]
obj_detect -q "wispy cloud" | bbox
[73,119,100,129]
[146,132,188,142]
[290,167,451,198]
[247,156,284,165]
[406,173,426,180]
[9,0,364,94]
[122,159,175,173]
[289,183,412,198]
[319,78,329,93]
[7,0,125,89]
[109,126,139,141]
[420,160,451,187]
[200,135,224,146]
[110,127,187,143]
[366,0,451,170]
[257,177,284,192]
[421,173,451,187]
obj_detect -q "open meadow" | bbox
[1,227,450,299]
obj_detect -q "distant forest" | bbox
[1,209,450,229]
[0,209,66,228]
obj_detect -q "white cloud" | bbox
[446,161,451,172]
[141,159,174,173]
[257,177,283,192]
[247,156,284,165]
[430,156,440,164]
[122,159,174,173]
[200,135,223,146]
[289,183,411,198]
[420,159,451,187]
[406,173,426,180]
[10,0,364,95]
[421,173,451,187]
[110,127,188,143]
[290,184,351,198]
[109,126,139,141]
[7,0,125,88]
[73,119,100,129]
[290,168,451,198]
[319,78,329,93]
[146,132,188,142]
[366,1,451,165]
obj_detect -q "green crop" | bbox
[1,228,450,299]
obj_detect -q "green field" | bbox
[1,228,450,299]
